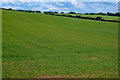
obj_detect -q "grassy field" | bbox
[2,10,118,78]
[81,15,119,21]
[65,14,119,21]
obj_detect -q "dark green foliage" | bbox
[8,8,12,10]
[98,12,106,15]
[96,17,103,20]
[36,11,41,13]
[69,12,76,14]
[17,10,24,12]
[53,12,58,14]
[61,12,64,14]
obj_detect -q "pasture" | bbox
[65,14,119,21]
[2,10,118,78]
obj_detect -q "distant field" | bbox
[65,14,119,21]
[2,10,118,78]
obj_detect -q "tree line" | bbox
[1,8,41,13]
[1,8,119,22]
[44,11,120,16]
[43,11,120,22]
[1,8,120,16]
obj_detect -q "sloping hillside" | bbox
[2,10,118,78]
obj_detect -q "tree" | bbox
[89,13,97,15]
[44,11,53,14]
[84,13,89,15]
[36,11,41,13]
[107,12,115,16]
[69,12,76,14]
[8,8,12,10]
[98,12,106,15]
[54,12,58,14]
[17,10,24,12]
[24,10,32,13]
[115,12,120,16]
[77,13,82,15]
[30,10,33,13]
[61,12,64,14]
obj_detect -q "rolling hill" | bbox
[2,10,118,78]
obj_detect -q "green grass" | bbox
[65,14,119,21]
[2,10,118,78]
[81,15,119,21]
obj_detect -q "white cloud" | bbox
[85,2,118,13]
[13,7,23,9]
[71,0,85,9]
[77,3,85,8]
[32,7,43,10]
[59,10,70,13]
[27,4,31,6]
[61,8,68,9]
[11,2,15,4]
[2,5,23,10]
[16,3,21,5]
[1,1,118,13]
[56,2,64,6]
[49,7,58,10]
[40,2,59,11]
[1,0,119,2]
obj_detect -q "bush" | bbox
[66,15,74,17]
[75,16,81,18]
[96,17,103,20]
[61,14,66,16]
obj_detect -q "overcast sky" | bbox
[0,0,119,13]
